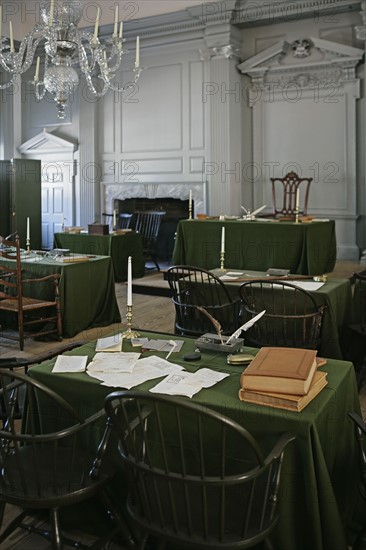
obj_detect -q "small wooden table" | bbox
[54,231,145,282]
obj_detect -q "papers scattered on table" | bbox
[95,333,123,352]
[87,352,140,373]
[87,355,184,389]
[282,280,325,291]
[131,337,149,347]
[150,368,230,398]
[52,355,88,373]
[142,339,184,353]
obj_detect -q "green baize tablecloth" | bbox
[54,232,145,282]
[173,219,337,275]
[29,331,361,550]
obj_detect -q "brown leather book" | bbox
[240,347,318,395]
[238,371,327,412]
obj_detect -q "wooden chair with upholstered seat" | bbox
[0,235,62,350]
[166,265,242,337]
[239,279,325,350]
[270,171,312,218]
[104,390,295,550]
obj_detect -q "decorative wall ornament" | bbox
[355,0,366,40]
[199,44,240,61]
[291,39,311,58]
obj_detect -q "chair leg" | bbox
[50,507,63,550]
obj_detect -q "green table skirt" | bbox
[173,219,337,275]
[30,331,361,550]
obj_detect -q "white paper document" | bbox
[95,333,123,352]
[282,280,324,291]
[86,354,184,389]
[150,368,229,398]
[143,339,184,353]
[52,355,88,373]
[87,352,140,373]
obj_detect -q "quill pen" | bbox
[226,310,266,345]
[196,306,223,344]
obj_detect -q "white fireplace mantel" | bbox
[101,181,207,215]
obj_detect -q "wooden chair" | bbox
[104,390,295,550]
[270,171,312,218]
[131,211,165,270]
[0,368,131,550]
[0,235,62,350]
[342,272,366,389]
[166,265,242,337]
[239,279,325,350]
[118,213,132,229]
[348,412,366,550]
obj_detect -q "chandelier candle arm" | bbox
[0,1,144,118]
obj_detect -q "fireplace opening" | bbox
[114,197,192,261]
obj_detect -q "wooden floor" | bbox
[0,259,363,548]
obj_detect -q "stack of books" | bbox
[238,347,328,412]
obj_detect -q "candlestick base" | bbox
[122,305,140,339]
[220,251,225,271]
[295,206,300,224]
[188,206,193,220]
[26,238,31,254]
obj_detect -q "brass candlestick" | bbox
[122,305,140,339]
[26,237,31,253]
[220,251,225,271]
[295,206,300,224]
[188,205,193,220]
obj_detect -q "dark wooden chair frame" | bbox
[131,211,166,271]
[166,265,242,337]
[103,390,295,550]
[239,279,325,350]
[0,235,62,350]
[348,412,366,550]
[270,171,312,218]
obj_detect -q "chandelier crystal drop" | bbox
[0,1,143,119]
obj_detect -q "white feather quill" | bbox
[226,310,266,345]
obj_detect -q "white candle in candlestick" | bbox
[113,209,117,228]
[189,189,192,210]
[49,0,54,26]
[119,21,123,39]
[127,256,132,306]
[9,21,14,52]
[113,5,118,36]
[221,227,225,254]
[26,217,30,241]
[135,36,140,67]
[295,189,300,210]
[35,56,40,81]
[93,7,100,42]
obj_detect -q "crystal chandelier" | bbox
[0,1,143,119]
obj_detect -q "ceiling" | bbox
[2,1,218,40]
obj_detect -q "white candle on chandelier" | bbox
[0,6,2,39]
[127,256,133,306]
[26,217,30,241]
[113,5,118,37]
[119,21,123,39]
[135,36,140,67]
[221,226,225,254]
[93,6,100,42]
[49,0,54,26]
[9,21,14,52]
[113,209,117,228]
[34,56,40,81]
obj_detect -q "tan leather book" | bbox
[238,371,327,412]
[240,347,318,395]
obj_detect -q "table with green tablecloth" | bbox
[173,219,337,275]
[0,254,121,337]
[54,232,145,282]
[29,331,361,550]
[211,269,353,360]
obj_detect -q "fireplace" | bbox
[101,182,206,261]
